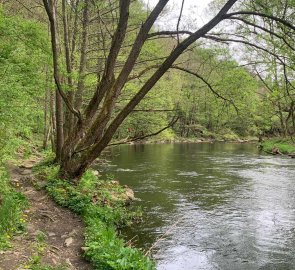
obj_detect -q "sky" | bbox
[142,0,213,31]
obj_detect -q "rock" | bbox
[20,162,34,169]
[65,258,73,268]
[48,232,56,237]
[110,180,119,185]
[81,246,89,252]
[125,187,135,200]
[110,186,135,202]
[92,170,100,176]
[11,179,19,183]
[64,237,74,247]
[272,147,282,155]
[20,169,31,175]
[68,229,77,237]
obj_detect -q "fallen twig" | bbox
[145,217,183,256]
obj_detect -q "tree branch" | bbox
[171,65,239,113]
[224,11,295,31]
[107,116,179,146]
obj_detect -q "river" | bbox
[100,143,295,270]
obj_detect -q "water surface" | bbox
[100,143,295,270]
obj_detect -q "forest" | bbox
[0,0,295,269]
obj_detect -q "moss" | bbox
[38,164,155,270]
[261,138,295,154]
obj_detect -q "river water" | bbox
[101,143,295,270]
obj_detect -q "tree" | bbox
[203,0,295,137]
[173,46,259,139]
[41,0,295,180]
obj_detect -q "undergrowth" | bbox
[0,139,30,250]
[0,168,28,249]
[261,138,295,154]
[34,161,155,270]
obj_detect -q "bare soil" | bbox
[0,157,92,270]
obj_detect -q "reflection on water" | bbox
[100,143,295,270]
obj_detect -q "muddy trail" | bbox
[0,157,92,270]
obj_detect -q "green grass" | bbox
[0,137,35,250]
[35,163,155,270]
[0,166,28,250]
[261,138,295,154]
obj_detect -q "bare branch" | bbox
[171,65,239,113]
[176,0,185,44]
[107,116,179,146]
[224,11,295,31]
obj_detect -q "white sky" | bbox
[142,0,213,31]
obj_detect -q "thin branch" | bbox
[171,65,239,113]
[226,16,295,51]
[224,11,295,31]
[177,0,185,44]
[204,35,294,71]
[148,30,193,38]
[107,116,179,146]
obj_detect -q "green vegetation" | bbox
[261,138,295,155]
[21,230,68,270]
[0,169,28,249]
[34,163,155,270]
[0,0,295,268]
[0,8,47,250]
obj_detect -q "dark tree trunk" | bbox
[55,91,64,161]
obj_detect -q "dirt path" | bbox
[0,157,92,270]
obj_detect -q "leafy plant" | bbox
[42,165,155,270]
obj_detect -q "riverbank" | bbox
[35,158,155,270]
[0,153,155,270]
[126,135,259,145]
[260,138,295,155]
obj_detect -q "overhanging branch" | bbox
[107,116,179,146]
[224,11,295,31]
[170,65,239,113]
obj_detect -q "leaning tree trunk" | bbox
[42,0,268,180]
